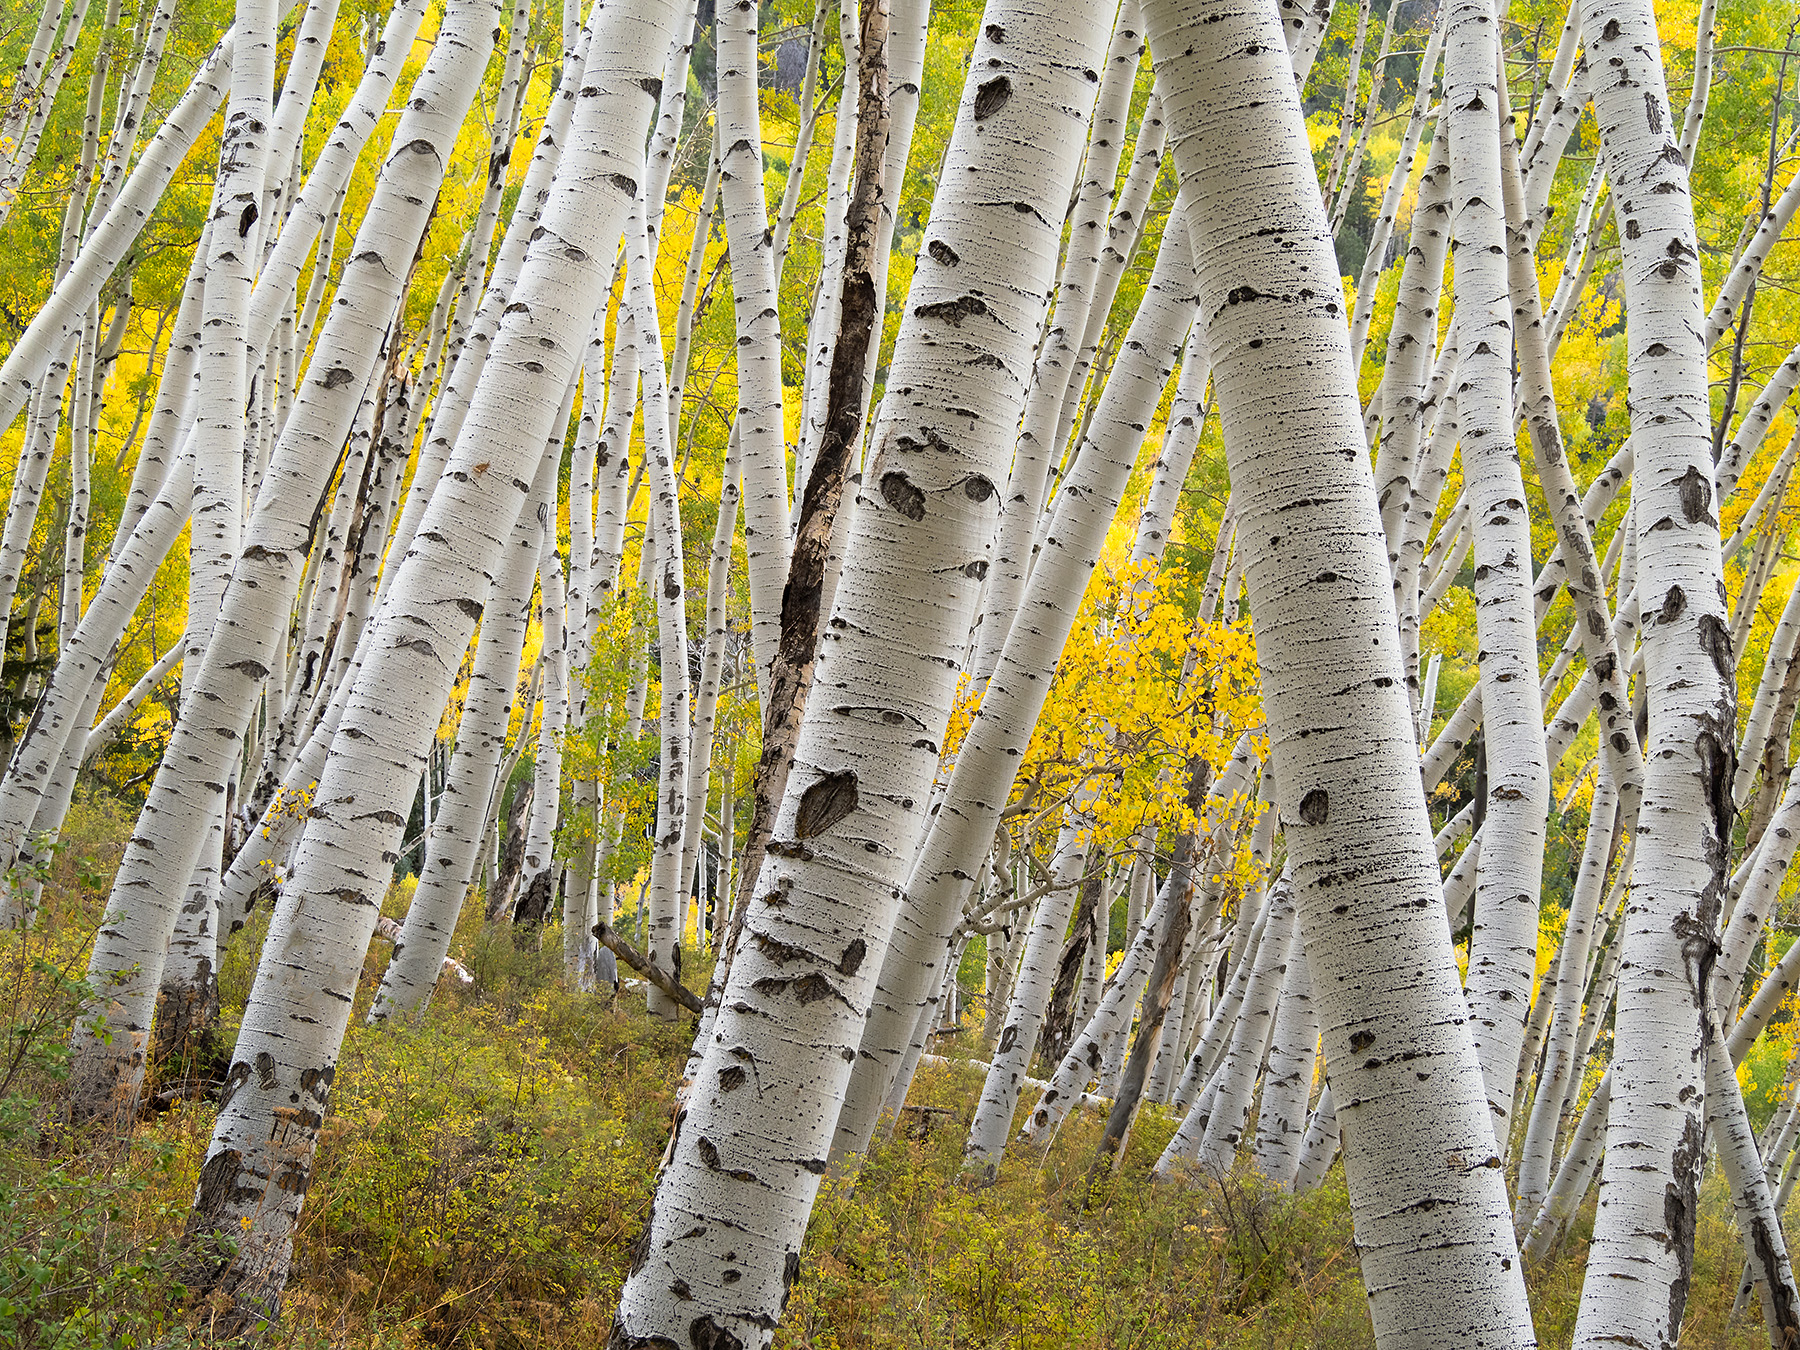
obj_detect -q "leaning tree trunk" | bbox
[64,3,498,1120]
[1142,0,1536,1341]
[1570,0,1735,1342]
[370,460,547,1020]
[607,1,1115,1342]
[176,0,682,1327]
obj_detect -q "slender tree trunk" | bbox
[1572,0,1735,1339]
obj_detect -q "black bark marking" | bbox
[795,769,859,837]
[689,1315,745,1350]
[1299,789,1329,825]
[911,294,989,326]
[1666,1113,1703,1334]
[927,239,960,266]
[879,471,927,521]
[237,201,258,237]
[972,76,1012,120]
[192,1146,252,1215]
[963,474,996,503]
[254,1050,277,1089]
[1752,1214,1800,1340]
[1698,613,1734,685]
[1659,585,1687,625]
[1675,465,1713,525]
[837,938,866,976]
[718,1064,747,1092]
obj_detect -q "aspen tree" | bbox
[65,3,499,1116]
[1443,0,1550,1134]
[177,0,685,1317]
[1572,0,1736,1338]
[1144,0,1535,1339]
[609,3,1116,1339]
[716,0,791,694]
[371,473,546,1018]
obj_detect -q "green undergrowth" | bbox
[0,795,1782,1348]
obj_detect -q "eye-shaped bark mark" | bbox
[972,75,1012,121]
[927,239,960,266]
[1659,585,1687,625]
[795,769,859,838]
[879,471,927,522]
[1675,465,1714,526]
[1698,612,1734,685]
[1299,789,1329,825]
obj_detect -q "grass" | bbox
[0,790,1781,1348]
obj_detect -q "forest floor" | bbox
[0,794,1780,1349]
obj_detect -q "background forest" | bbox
[0,0,1795,1342]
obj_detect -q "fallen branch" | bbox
[595,922,702,1015]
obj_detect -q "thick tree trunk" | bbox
[176,0,680,1324]
[1144,0,1535,1339]
[608,4,1114,1341]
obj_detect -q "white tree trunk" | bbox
[1572,0,1734,1339]
[610,5,1115,1338]
[372,461,546,1019]
[67,3,498,1116]
[716,0,791,698]
[1144,0,1535,1338]
[180,0,681,1308]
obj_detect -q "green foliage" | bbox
[0,828,197,1349]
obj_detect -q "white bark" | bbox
[1145,0,1534,1336]
[835,207,1198,1159]
[716,0,791,698]
[611,6,1115,1337]
[372,468,546,1018]
[1445,0,1550,1136]
[972,0,1142,680]
[1572,0,1734,1337]
[512,548,568,927]
[181,0,680,1317]
[1252,911,1318,1188]
[67,2,497,1116]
